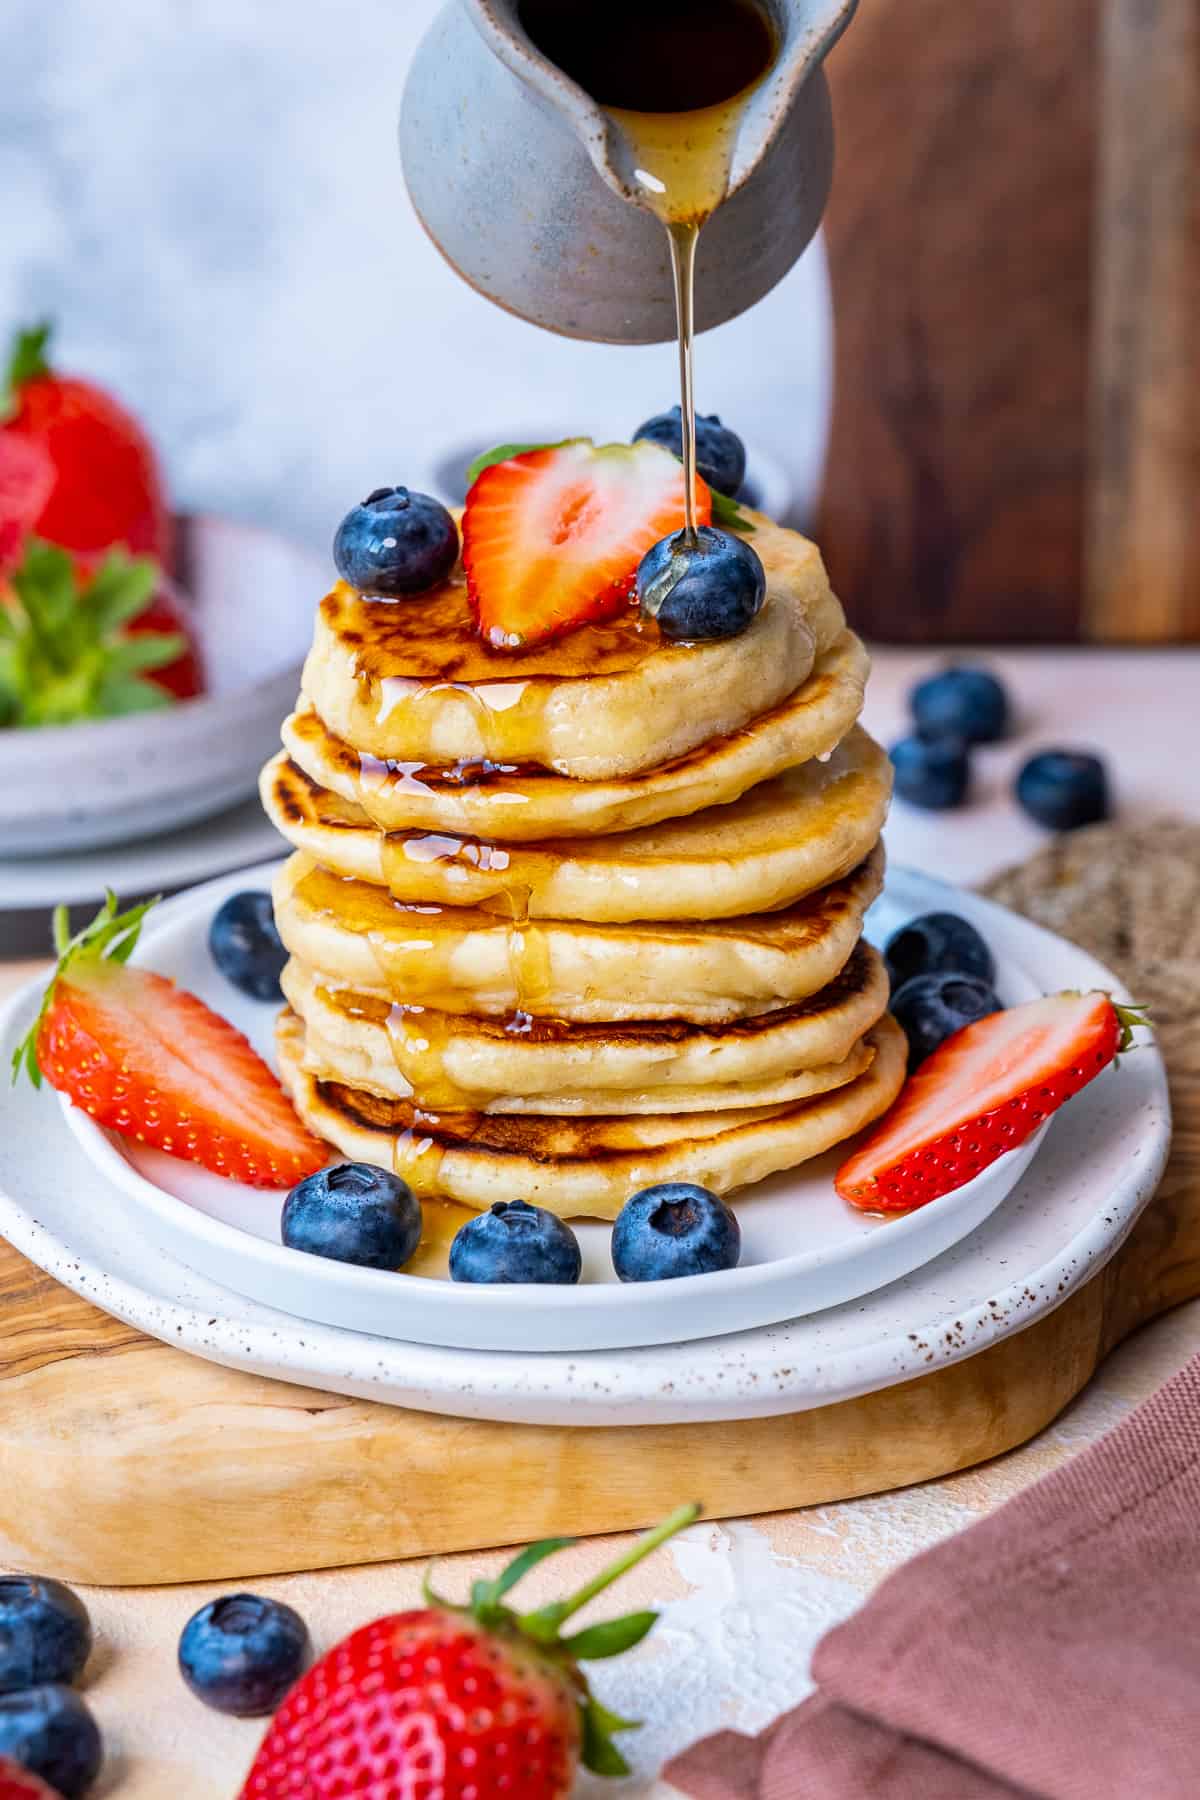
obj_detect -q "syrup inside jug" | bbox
[518,0,779,533]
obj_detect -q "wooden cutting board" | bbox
[0,822,1195,1588]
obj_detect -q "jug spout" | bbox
[400,0,857,344]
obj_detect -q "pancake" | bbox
[280,938,889,1105]
[262,725,891,924]
[277,1010,908,1218]
[293,1011,875,1115]
[300,509,846,781]
[282,949,885,1115]
[282,630,870,842]
[271,843,886,1023]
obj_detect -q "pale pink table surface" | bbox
[0,645,1196,1798]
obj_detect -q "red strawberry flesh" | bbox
[836,992,1139,1212]
[0,1758,63,1800]
[463,439,710,648]
[0,434,55,575]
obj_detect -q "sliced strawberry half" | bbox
[14,894,327,1189]
[0,432,55,576]
[462,438,711,648]
[836,992,1149,1213]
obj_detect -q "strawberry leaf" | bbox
[580,1696,636,1777]
[471,1536,577,1619]
[464,439,581,489]
[0,538,179,726]
[562,1610,657,1660]
[710,487,756,532]
[1113,1000,1152,1055]
[1,321,53,419]
[86,550,159,635]
[11,890,160,1089]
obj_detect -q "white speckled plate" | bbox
[50,866,1049,1355]
[0,867,1170,1420]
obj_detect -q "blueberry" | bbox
[1015,750,1110,831]
[884,912,995,992]
[633,405,746,497]
[910,665,1009,744]
[178,1593,309,1718]
[890,733,970,809]
[332,487,459,597]
[637,526,765,641]
[449,1200,581,1285]
[208,891,287,1002]
[612,1182,740,1282]
[0,1687,101,1799]
[0,1579,91,1696]
[282,1162,422,1270]
[891,971,1002,1067]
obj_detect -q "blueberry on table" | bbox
[0,1579,91,1695]
[178,1594,309,1718]
[612,1183,741,1282]
[208,891,288,1002]
[884,912,996,992]
[889,733,970,810]
[282,1163,422,1271]
[333,487,459,597]
[637,526,766,641]
[0,1687,102,1800]
[910,665,1010,744]
[633,405,747,498]
[891,971,1003,1067]
[449,1200,581,1285]
[1015,750,1110,831]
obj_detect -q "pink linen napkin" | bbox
[666,1353,1200,1799]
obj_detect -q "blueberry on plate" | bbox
[633,404,747,498]
[889,733,970,810]
[0,1578,91,1695]
[0,1687,102,1799]
[208,891,288,1003]
[890,971,1003,1067]
[884,912,995,992]
[612,1182,741,1282]
[333,487,459,597]
[910,665,1010,744]
[282,1163,422,1271]
[637,526,766,641]
[449,1200,581,1285]
[1015,749,1110,832]
[178,1594,309,1718]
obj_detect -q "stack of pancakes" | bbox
[262,509,905,1221]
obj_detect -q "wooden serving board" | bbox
[0,824,1195,1588]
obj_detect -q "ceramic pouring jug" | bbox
[400,0,857,344]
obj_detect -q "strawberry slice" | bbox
[0,433,55,575]
[462,438,711,648]
[13,894,327,1189]
[836,992,1149,1213]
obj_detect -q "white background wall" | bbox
[1,0,829,552]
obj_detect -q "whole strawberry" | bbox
[0,1757,64,1800]
[13,892,326,1190]
[240,1503,700,1798]
[1,322,170,563]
